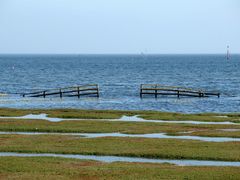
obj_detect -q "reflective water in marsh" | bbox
[0,114,239,125]
[119,116,239,125]
[0,131,239,142]
[0,152,240,167]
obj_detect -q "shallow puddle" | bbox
[0,114,61,122]
[118,116,240,125]
[0,152,240,167]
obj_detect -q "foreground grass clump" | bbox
[0,108,240,122]
[0,135,240,161]
[0,157,240,180]
[0,119,240,138]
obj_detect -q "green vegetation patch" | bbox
[0,135,240,161]
[1,157,240,180]
[0,108,240,122]
[0,119,240,137]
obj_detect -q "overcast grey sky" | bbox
[0,0,239,54]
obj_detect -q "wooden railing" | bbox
[22,84,99,98]
[140,84,220,98]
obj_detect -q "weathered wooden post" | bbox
[60,89,62,98]
[43,91,46,98]
[77,87,80,98]
[96,85,99,98]
[140,84,143,98]
[155,85,158,98]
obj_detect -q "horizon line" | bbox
[0,53,240,56]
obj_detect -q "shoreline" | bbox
[0,108,240,122]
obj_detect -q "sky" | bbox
[0,0,239,54]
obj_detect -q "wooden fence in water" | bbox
[140,84,220,98]
[20,84,220,99]
[22,84,99,98]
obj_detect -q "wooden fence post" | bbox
[77,87,80,98]
[60,89,62,98]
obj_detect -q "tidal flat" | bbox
[0,108,240,179]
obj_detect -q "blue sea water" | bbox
[0,54,239,113]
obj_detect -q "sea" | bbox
[0,54,239,113]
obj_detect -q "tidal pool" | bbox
[0,131,239,142]
[0,114,239,125]
[119,116,239,125]
[0,152,240,167]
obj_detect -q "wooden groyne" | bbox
[22,84,99,98]
[140,84,220,98]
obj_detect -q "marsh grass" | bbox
[0,135,240,161]
[1,157,240,180]
[0,108,240,122]
[177,130,240,138]
[1,109,240,179]
[0,119,240,137]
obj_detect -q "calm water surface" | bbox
[0,54,240,113]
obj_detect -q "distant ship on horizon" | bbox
[227,45,230,60]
